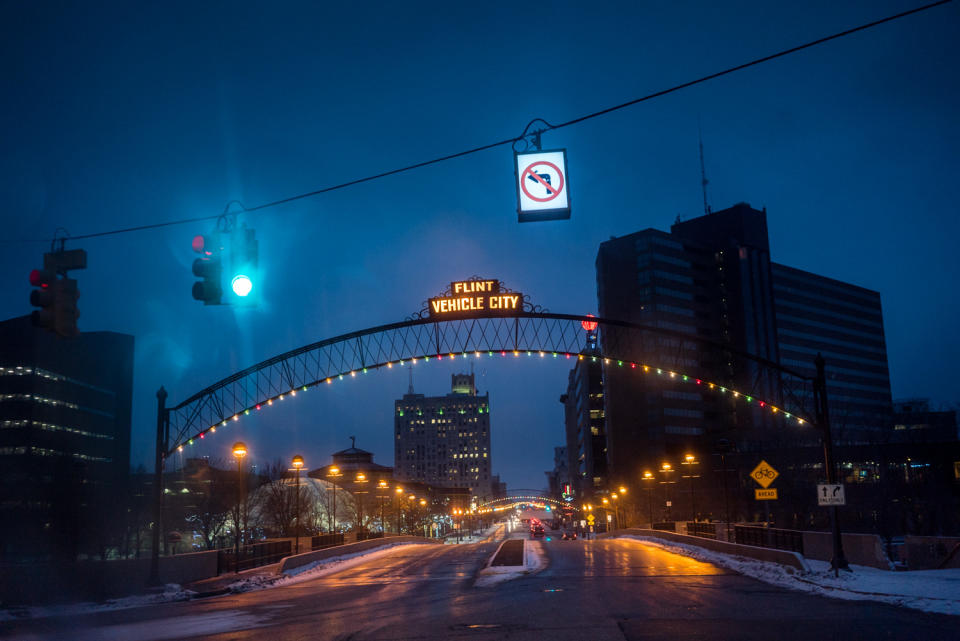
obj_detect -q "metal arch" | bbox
[162,311,815,457]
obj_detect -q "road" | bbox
[3,532,956,640]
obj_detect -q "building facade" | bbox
[560,326,608,500]
[394,373,494,501]
[0,315,134,561]
[594,203,893,485]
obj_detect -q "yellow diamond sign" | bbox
[587,514,595,523]
[749,460,779,489]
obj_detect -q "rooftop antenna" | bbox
[699,118,711,215]
[408,365,414,395]
[350,435,356,449]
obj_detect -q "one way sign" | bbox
[817,484,846,506]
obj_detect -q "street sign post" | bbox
[749,460,779,489]
[515,149,570,222]
[817,484,846,506]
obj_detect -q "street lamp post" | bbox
[232,442,247,571]
[354,473,369,532]
[681,454,700,522]
[659,462,675,521]
[378,480,389,534]
[618,487,628,528]
[327,466,342,534]
[642,472,654,526]
[395,487,403,534]
[291,455,304,554]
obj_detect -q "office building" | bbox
[0,315,134,560]
[394,373,494,501]
[594,203,893,485]
[560,325,608,499]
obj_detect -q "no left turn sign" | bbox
[515,149,570,222]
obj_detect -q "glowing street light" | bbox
[327,466,342,533]
[232,442,248,567]
[291,455,304,554]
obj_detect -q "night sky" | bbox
[2,1,957,490]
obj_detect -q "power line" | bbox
[17,0,954,244]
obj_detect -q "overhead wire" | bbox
[12,0,953,244]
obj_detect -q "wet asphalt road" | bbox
[3,534,956,640]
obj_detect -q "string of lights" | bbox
[170,348,809,456]
[15,0,951,246]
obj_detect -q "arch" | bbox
[159,311,814,458]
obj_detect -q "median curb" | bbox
[600,528,810,572]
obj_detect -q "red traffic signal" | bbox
[191,233,222,305]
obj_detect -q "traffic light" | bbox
[29,267,57,331]
[29,248,86,337]
[225,227,258,305]
[191,234,222,305]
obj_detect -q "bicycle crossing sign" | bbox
[749,460,779,489]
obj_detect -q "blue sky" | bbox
[2,1,958,489]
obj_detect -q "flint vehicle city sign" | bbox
[428,279,522,318]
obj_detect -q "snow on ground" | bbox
[0,542,432,622]
[616,535,960,616]
[0,584,194,623]
[475,539,547,587]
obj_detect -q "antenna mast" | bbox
[699,120,710,215]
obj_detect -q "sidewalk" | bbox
[615,534,960,616]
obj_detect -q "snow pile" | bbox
[616,535,960,616]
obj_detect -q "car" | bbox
[561,530,577,541]
[530,525,545,538]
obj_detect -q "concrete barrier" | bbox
[599,528,810,572]
[801,531,893,570]
[276,535,439,575]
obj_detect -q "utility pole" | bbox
[148,387,167,585]
[814,353,849,575]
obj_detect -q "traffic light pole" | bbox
[814,354,849,575]
[149,387,168,586]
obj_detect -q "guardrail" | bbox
[734,525,804,554]
[217,540,292,574]
[686,522,717,539]
[311,533,345,550]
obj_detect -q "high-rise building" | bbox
[393,373,494,501]
[0,315,134,561]
[594,203,893,485]
[560,326,608,499]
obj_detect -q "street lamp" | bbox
[327,466,342,534]
[354,472,369,532]
[642,471,655,526]
[377,480,389,534]
[659,462,676,521]
[681,454,700,522]
[395,486,404,534]
[291,455,304,554]
[232,442,247,569]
